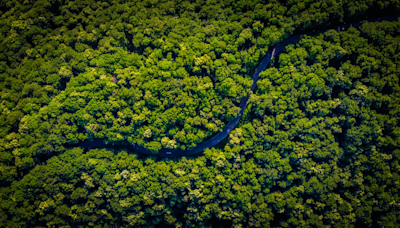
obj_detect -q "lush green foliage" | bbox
[2,0,399,178]
[1,0,400,227]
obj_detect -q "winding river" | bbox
[72,14,400,157]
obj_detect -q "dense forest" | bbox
[1,0,400,227]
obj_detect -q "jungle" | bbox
[0,0,400,227]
